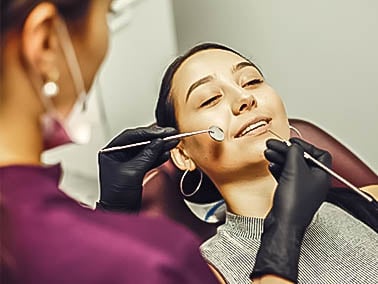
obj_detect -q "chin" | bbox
[241,140,268,164]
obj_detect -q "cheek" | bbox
[259,87,288,118]
[95,24,109,61]
[261,91,290,138]
[81,25,109,90]
[185,138,223,174]
[271,96,289,123]
[89,21,109,68]
[274,99,288,119]
[177,104,229,133]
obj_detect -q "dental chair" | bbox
[141,118,378,241]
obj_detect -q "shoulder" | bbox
[318,202,377,235]
[71,205,204,256]
[82,211,216,283]
[326,187,378,232]
[15,200,211,282]
[200,228,226,255]
[2,167,216,283]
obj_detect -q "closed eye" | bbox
[200,95,222,108]
[242,79,264,88]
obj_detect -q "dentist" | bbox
[0,1,216,283]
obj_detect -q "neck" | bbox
[0,57,44,166]
[218,165,277,218]
[0,107,44,167]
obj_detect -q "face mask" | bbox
[40,16,92,150]
[183,199,226,223]
[41,94,91,150]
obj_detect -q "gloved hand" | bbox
[250,138,332,283]
[98,125,178,212]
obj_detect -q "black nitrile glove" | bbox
[250,138,332,283]
[98,125,178,212]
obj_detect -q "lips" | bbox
[235,117,272,138]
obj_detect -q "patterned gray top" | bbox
[200,202,378,284]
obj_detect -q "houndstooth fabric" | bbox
[200,202,378,284]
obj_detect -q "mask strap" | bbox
[53,16,87,109]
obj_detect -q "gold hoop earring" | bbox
[180,169,203,197]
[289,125,302,138]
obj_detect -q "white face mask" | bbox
[183,199,226,223]
[41,93,91,150]
[40,16,92,150]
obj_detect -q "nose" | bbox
[232,91,257,115]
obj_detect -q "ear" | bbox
[170,143,197,171]
[21,2,60,78]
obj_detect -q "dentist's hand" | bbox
[251,138,332,283]
[98,125,178,212]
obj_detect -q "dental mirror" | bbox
[100,125,224,153]
[208,125,224,142]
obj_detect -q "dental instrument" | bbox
[100,125,224,153]
[268,129,373,202]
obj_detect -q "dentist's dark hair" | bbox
[1,0,91,34]
[155,42,263,204]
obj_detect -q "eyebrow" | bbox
[232,61,256,73]
[185,61,257,102]
[185,75,214,102]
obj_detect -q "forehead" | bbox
[173,49,247,87]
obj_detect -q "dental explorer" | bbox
[268,129,373,202]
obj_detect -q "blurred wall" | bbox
[100,0,178,136]
[172,0,378,171]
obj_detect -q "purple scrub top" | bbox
[0,164,217,283]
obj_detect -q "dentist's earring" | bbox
[289,125,302,138]
[180,169,203,197]
[42,81,59,97]
[41,69,60,97]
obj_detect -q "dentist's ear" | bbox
[22,2,59,75]
[170,144,196,171]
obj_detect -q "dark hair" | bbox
[155,42,262,203]
[1,0,91,34]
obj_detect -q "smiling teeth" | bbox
[240,121,268,136]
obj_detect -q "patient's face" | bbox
[171,49,290,182]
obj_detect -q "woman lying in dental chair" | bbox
[100,42,377,283]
